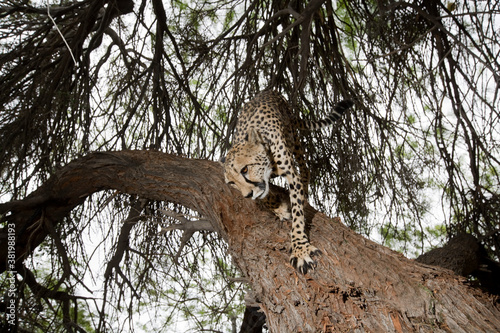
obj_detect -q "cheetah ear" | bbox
[245,128,264,145]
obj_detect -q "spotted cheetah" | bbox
[223,90,353,274]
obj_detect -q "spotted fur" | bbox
[223,90,353,274]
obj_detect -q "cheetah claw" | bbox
[290,248,322,274]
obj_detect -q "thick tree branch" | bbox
[1,150,499,331]
[0,151,222,272]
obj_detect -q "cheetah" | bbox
[222,90,353,274]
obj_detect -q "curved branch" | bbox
[17,264,77,301]
[0,151,224,273]
[1,150,499,331]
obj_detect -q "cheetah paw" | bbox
[290,245,322,274]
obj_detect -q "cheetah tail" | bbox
[300,99,353,130]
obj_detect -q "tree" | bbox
[1,0,499,331]
[3,151,500,332]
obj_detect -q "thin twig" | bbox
[47,1,77,65]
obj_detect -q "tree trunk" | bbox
[1,150,499,332]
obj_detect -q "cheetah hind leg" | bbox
[290,242,322,274]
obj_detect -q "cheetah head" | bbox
[222,128,272,200]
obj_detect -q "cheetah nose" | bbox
[245,191,253,199]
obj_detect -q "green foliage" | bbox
[380,223,447,258]
[224,8,236,30]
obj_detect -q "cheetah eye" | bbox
[240,166,248,174]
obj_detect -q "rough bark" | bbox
[1,150,499,332]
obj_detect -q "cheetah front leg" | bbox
[287,172,321,274]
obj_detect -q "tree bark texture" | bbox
[1,150,499,332]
